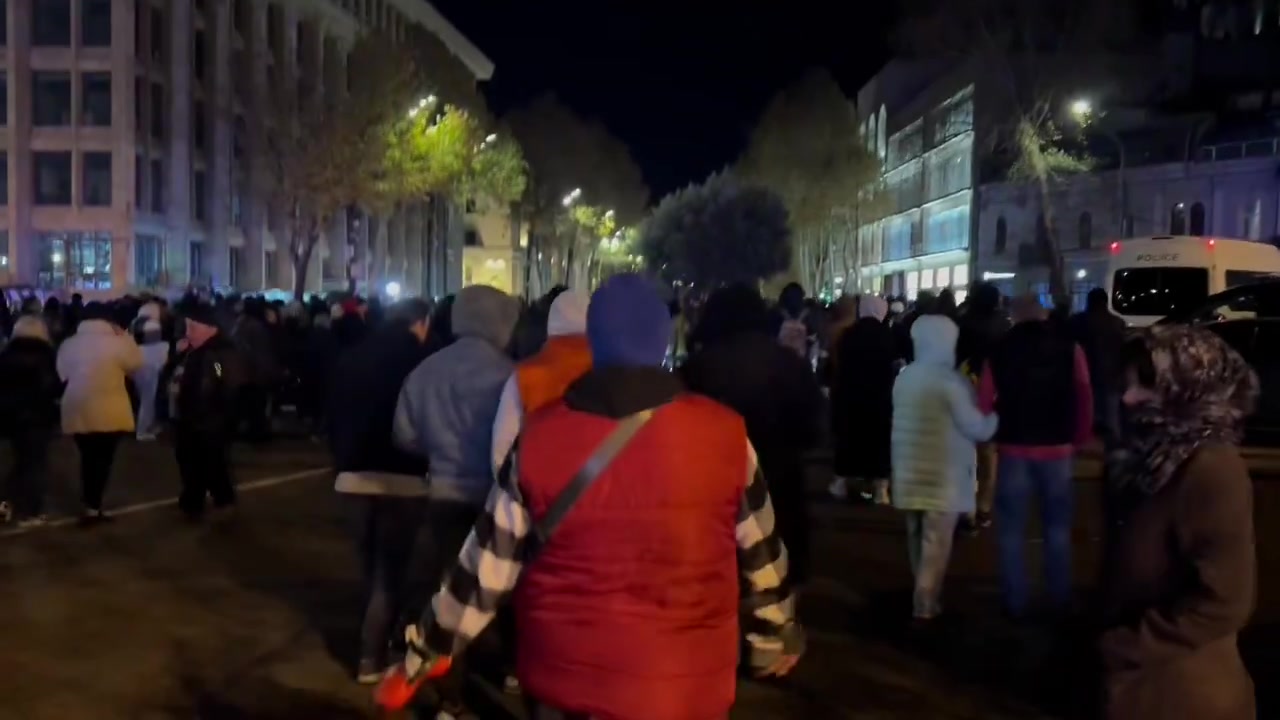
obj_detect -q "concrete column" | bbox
[166,0,193,285]
[444,200,464,294]
[240,0,269,291]
[391,207,408,283]
[370,211,387,290]
[323,210,344,288]
[205,0,233,287]
[10,0,34,284]
[405,202,424,297]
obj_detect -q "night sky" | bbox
[429,1,895,200]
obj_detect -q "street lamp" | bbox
[385,281,402,299]
[561,187,582,207]
[1068,98,1127,236]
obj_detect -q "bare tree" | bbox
[506,96,648,296]
[737,68,887,295]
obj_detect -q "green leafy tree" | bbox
[639,173,791,288]
[248,33,526,298]
[896,0,1151,293]
[506,96,648,295]
[737,68,887,294]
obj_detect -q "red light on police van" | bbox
[1208,238,1216,248]
[1110,241,1120,253]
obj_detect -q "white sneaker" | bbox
[16,515,50,529]
[827,477,848,500]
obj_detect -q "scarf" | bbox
[1115,325,1258,494]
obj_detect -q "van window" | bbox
[1112,267,1209,316]
[1226,270,1280,288]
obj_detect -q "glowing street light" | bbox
[384,281,402,299]
[561,187,582,207]
[485,133,498,144]
[51,252,63,264]
[1069,98,1093,120]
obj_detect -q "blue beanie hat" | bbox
[587,273,673,368]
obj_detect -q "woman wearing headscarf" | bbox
[1100,325,1257,720]
[828,296,898,503]
[683,283,825,585]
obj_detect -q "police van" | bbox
[1106,235,1280,326]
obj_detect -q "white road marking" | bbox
[0,467,331,538]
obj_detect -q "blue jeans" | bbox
[995,454,1074,615]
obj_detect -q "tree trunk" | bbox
[291,221,319,301]
[1035,174,1066,298]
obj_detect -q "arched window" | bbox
[994,216,1007,254]
[1189,202,1206,236]
[1078,211,1093,249]
[1170,202,1187,234]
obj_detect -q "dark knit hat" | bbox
[587,273,672,368]
[179,300,219,328]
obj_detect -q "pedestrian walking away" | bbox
[0,316,62,528]
[891,314,997,620]
[57,302,144,525]
[328,298,433,684]
[386,274,803,720]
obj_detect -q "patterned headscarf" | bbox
[1116,325,1259,494]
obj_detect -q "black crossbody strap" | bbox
[531,409,655,552]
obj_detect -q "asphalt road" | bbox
[1,437,1277,719]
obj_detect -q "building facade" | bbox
[855,61,977,302]
[974,147,1280,308]
[462,199,526,297]
[0,0,490,297]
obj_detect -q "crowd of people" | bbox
[0,272,1260,719]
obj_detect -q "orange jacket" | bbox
[514,335,593,416]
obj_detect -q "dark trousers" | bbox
[350,496,429,664]
[175,427,236,515]
[73,432,123,511]
[416,502,481,712]
[240,385,272,441]
[2,427,52,517]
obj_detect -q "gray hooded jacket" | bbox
[393,285,521,505]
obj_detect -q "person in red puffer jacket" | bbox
[396,274,803,720]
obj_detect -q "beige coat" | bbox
[57,319,145,435]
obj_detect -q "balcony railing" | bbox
[1197,139,1280,162]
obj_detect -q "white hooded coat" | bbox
[891,315,998,513]
[489,290,590,473]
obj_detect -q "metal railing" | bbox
[1197,139,1280,162]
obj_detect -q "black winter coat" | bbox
[830,317,896,479]
[0,337,62,435]
[327,327,429,478]
[167,333,248,437]
[683,332,825,583]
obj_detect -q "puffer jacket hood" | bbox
[546,290,589,337]
[451,285,521,351]
[911,314,958,367]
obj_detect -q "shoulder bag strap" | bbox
[530,408,656,553]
